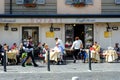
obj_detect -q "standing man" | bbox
[55,37,65,50]
[22,36,38,67]
[70,37,83,63]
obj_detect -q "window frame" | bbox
[115,0,120,4]
[65,0,93,5]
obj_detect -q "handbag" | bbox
[22,52,27,58]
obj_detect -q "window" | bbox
[73,0,85,3]
[16,0,45,4]
[65,0,93,5]
[65,0,73,4]
[24,0,37,7]
[16,0,24,4]
[115,0,120,4]
[37,0,45,4]
[24,0,36,4]
[85,0,93,5]
[22,27,39,46]
[65,24,74,48]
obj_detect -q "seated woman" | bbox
[90,42,100,62]
[10,43,19,55]
[7,43,19,64]
[16,43,25,65]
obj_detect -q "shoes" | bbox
[34,64,39,67]
[22,64,25,67]
[73,60,76,63]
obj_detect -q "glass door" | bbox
[65,24,74,48]
[84,24,94,48]
[22,27,39,46]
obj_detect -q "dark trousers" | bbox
[73,49,80,61]
[16,53,22,64]
[79,50,88,63]
[22,51,37,66]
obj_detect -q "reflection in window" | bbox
[24,0,36,4]
[85,24,93,48]
[65,25,73,48]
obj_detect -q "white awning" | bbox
[0,18,120,23]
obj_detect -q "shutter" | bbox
[115,0,120,4]
[65,0,73,4]
[85,0,93,4]
[16,0,24,4]
[37,0,45,4]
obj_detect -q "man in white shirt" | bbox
[55,38,65,50]
[55,37,65,64]
[71,37,83,63]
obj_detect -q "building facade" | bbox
[0,0,120,49]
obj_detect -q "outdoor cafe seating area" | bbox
[0,46,119,66]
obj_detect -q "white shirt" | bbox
[56,39,65,49]
[71,39,82,49]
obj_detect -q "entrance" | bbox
[65,24,93,48]
[74,24,85,45]
[22,27,39,46]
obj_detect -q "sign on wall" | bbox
[46,32,54,38]
[104,31,112,38]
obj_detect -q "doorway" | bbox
[74,24,85,44]
[22,27,39,46]
[65,24,93,48]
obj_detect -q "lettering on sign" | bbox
[76,18,95,23]
[54,28,60,31]
[11,28,18,31]
[0,19,16,23]
[31,19,62,23]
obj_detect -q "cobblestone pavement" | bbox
[0,60,120,80]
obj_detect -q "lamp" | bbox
[106,23,111,32]
[50,23,54,32]
[4,23,9,31]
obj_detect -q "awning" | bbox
[0,14,120,23]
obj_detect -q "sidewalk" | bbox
[0,60,120,73]
[0,60,120,80]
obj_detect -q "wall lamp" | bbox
[106,23,119,32]
[50,23,54,32]
[4,23,9,31]
[106,23,111,32]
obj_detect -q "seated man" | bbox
[50,43,61,62]
[44,43,61,64]
[114,43,120,59]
